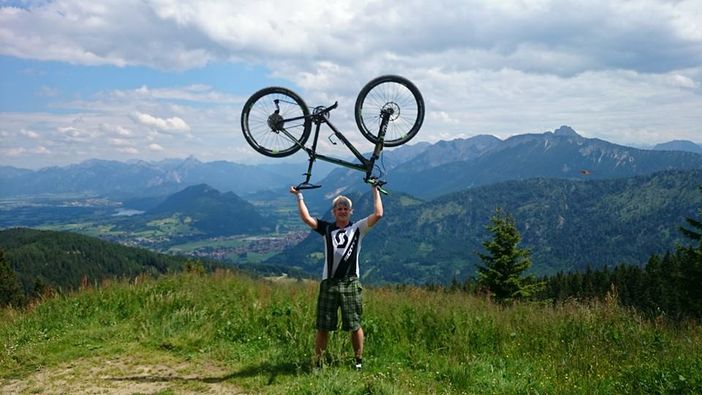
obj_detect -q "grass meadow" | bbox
[1,270,701,394]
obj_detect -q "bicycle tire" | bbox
[241,87,311,157]
[354,75,424,147]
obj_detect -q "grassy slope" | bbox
[1,271,701,394]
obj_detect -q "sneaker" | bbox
[355,358,362,371]
[313,360,322,374]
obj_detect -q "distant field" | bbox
[0,195,309,266]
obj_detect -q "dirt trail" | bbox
[1,355,246,394]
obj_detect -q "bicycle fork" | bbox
[363,108,393,193]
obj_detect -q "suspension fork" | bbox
[364,108,393,182]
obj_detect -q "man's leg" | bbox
[351,327,364,369]
[351,327,364,358]
[315,330,329,365]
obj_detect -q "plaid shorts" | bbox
[316,277,363,332]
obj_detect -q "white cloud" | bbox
[134,112,190,132]
[2,0,700,75]
[34,145,50,154]
[57,126,82,138]
[117,146,139,154]
[109,138,132,147]
[3,147,26,157]
[1,0,701,169]
[20,129,40,139]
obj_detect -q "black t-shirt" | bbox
[314,217,370,280]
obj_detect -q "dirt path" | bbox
[1,354,246,394]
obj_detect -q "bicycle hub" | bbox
[381,102,400,121]
[267,111,284,131]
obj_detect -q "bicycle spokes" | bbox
[241,87,311,158]
[354,75,424,147]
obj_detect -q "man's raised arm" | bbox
[290,186,318,229]
[367,184,384,228]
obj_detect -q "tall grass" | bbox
[2,270,701,394]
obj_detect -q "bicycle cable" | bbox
[277,98,302,106]
[374,151,387,180]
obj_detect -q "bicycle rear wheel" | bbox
[241,87,311,157]
[354,75,424,147]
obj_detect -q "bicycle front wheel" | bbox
[241,87,311,157]
[354,75,424,147]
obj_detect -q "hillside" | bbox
[269,169,702,283]
[1,272,700,393]
[0,228,195,298]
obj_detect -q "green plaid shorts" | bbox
[316,277,363,332]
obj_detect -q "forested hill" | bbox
[0,228,195,299]
[145,184,274,236]
[268,169,702,284]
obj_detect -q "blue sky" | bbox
[1,0,701,169]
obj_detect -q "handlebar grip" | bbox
[365,177,388,194]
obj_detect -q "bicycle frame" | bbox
[275,103,393,191]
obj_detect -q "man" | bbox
[290,184,383,371]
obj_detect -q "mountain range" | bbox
[0,157,335,199]
[302,126,702,205]
[1,126,700,204]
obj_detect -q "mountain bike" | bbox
[241,75,424,193]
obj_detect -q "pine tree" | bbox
[0,249,24,307]
[678,188,702,319]
[476,208,543,303]
[679,187,702,245]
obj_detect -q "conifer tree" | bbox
[679,187,702,246]
[678,187,702,319]
[476,208,542,303]
[0,249,24,307]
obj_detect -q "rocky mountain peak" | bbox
[553,125,580,137]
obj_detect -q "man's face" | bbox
[333,204,352,222]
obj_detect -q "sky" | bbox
[1,0,701,169]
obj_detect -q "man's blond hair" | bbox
[332,195,352,209]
